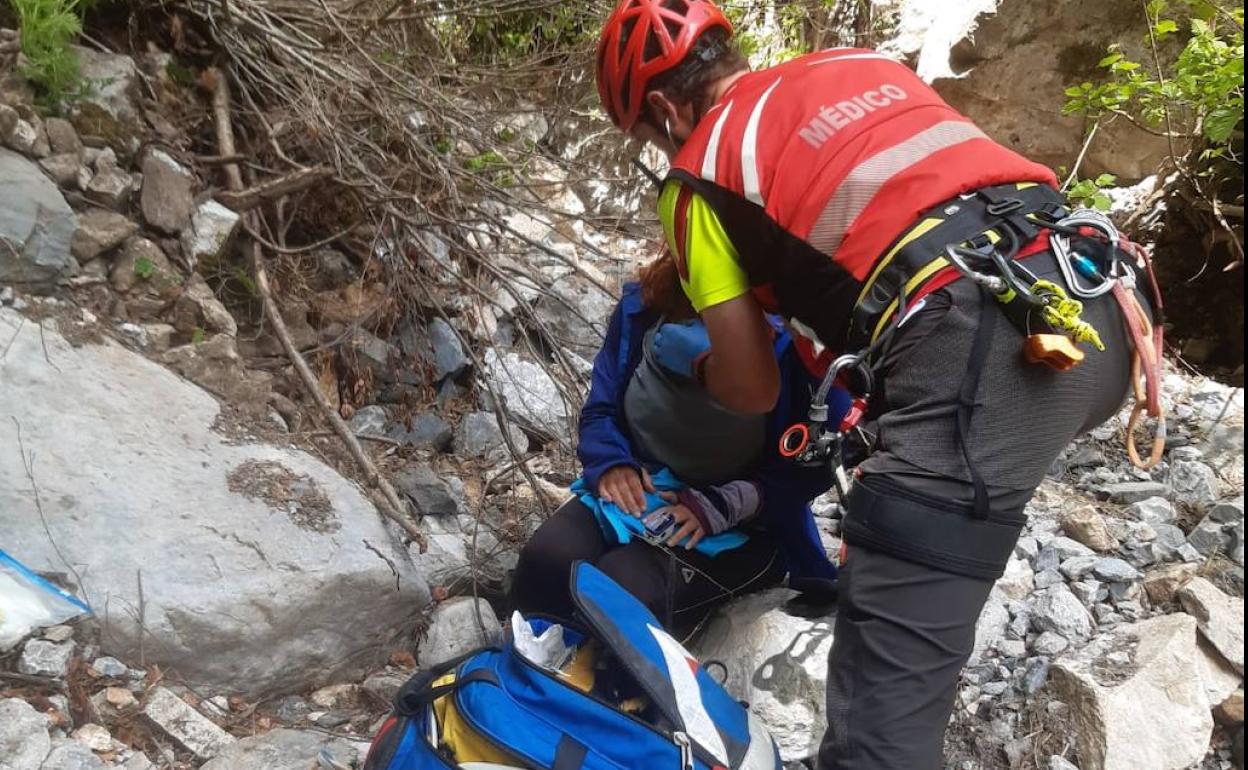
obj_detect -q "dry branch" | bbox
[207,66,427,549]
[219,166,335,212]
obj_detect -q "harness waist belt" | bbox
[848,183,1068,349]
[842,475,1026,580]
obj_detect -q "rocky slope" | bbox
[1,8,1245,770]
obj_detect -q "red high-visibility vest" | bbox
[666,48,1057,372]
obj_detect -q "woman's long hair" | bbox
[639,251,697,321]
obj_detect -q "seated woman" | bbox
[510,255,845,638]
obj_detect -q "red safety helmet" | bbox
[596,0,733,131]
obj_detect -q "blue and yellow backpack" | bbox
[363,562,782,770]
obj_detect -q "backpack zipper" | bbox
[674,731,695,770]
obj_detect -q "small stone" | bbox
[5,117,37,153]
[180,200,240,270]
[1142,562,1201,605]
[1216,689,1245,725]
[1105,481,1169,505]
[1023,658,1052,693]
[71,209,138,261]
[314,710,352,728]
[1178,577,1245,674]
[272,695,311,724]
[1070,579,1103,607]
[1048,536,1096,561]
[44,624,74,642]
[44,118,82,157]
[1060,555,1100,580]
[1015,536,1040,561]
[105,686,137,708]
[1130,496,1177,526]
[426,317,470,381]
[140,148,195,234]
[72,723,113,752]
[395,463,462,517]
[1048,756,1079,770]
[348,405,388,436]
[91,655,130,677]
[1092,557,1141,583]
[1031,584,1094,641]
[310,683,361,710]
[418,597,502,668]
[1189,516,1231,557]
[1035,568,1064,589]
[171,273,237,336]
[996,638,1027,659]
[143,686,236,760]
[0,104,19,143]
[1209,496,1245,524]
[1176,542,1204,563]
[41,739,106,770]
[18,639,74,677]
[395,412,454,451]
[0,697,52,768]
[1060,505,1120,552]
[362,670,409,705]
[39,152,81,188]
[1168,459,1221,508]
[84,165,133,209]
[454,410,528,459]
[110,237,180,295]
[120,752,155,770]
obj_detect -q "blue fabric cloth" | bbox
[574,283,846,586]
[570,469,749,557]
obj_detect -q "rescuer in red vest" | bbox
[596,1,1148,767]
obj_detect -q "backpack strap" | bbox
[394,648,501,715]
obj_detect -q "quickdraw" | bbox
[780,353,873,497]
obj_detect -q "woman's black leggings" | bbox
[510,498,787,639]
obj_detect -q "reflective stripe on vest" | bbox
[666,49,1057,364]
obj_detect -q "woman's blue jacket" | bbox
[576,283,839,586]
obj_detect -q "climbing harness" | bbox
[787,185,1167,488]
[779,352,873,499]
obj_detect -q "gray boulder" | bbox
[140,149,195,234]
[0,149,77,290]
[1129,497,1176,527]
[395,463,463,517]
[1177,577,1244,674]
[419,597,502,668]
[1049,614,1219,770]
[68,46,144,157]
[1168,459,1221,508]
[425,317,470,381]
[454,410,528,459]
[0,308,429,695]
[693,589,835,762]
[1104,482,1169,505]
[483,349,572,441]
[1031,584,1094,641]
[71,208,137,262]
[39,740,105,770]
[17,639,73,678]
[0,697,51,770]
[180,200,240,270]
[200,729,360,770]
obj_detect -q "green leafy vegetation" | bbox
[8,0,93,107]
[133,256,156,280]
[1063,0,1243,162]
[1065,173,1119,211]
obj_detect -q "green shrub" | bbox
[9,0,92,106]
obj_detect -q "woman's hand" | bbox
[662,503,707,550]
[597,465,654,517]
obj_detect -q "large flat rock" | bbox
[0,308,429,695]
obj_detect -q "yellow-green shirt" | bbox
[658,180,750,312]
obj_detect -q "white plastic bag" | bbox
[0,549,90,650]
[509,611,575,672]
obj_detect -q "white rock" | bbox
[1049,614,1216,770]
[0,308,429,695]
[17,639,73,677]
[0,697,52,769]
[180,200,240,270]
[40,739,106,770]
[142,687,235,761]
[419,598,502,668]
[972,588,1011,666]
[483,349,572,442]
[1177,577,1244,674]
[693,589,834,762]
[200,728,361,770]
[1168,460,1221,508]
[71,723,112,752]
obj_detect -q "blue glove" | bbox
[652,322,711,379]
